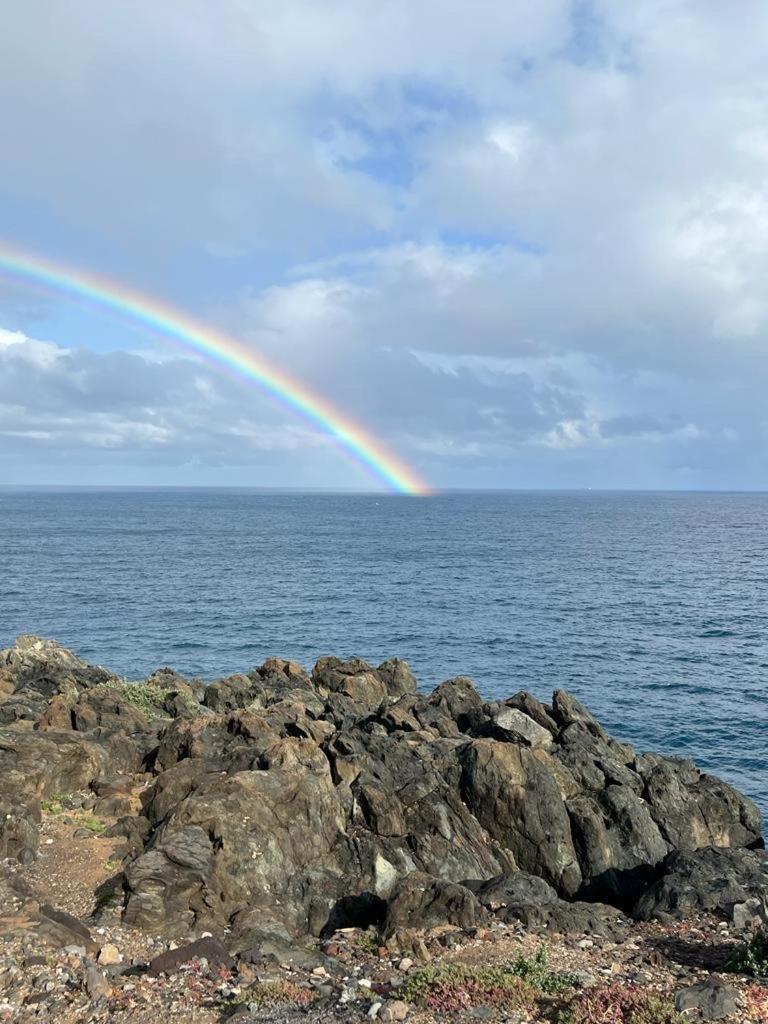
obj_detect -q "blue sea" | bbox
[0,489,765,823]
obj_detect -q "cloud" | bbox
[2,1,768,487]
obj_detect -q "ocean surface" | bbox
[0,489,765,824]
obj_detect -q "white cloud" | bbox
[2,1,768,487]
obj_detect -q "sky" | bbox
[1,0,768,491]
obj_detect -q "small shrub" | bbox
[40,797,64,814]
[402,963,535,1013]
[726,929,768,977]
[242,980,317,1008]
[558,983,684,1024]
[77,814,106,834]
[509,944,580,993]
[743,983,768,1023]
[105,681,199,719]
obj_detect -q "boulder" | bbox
[634,846,768,923]
[459,738,582,895]
[675,980,740,1020]
[468,873,628,938]
[146,936,233,976]
[0,635,117,697]
[383,872,486,937]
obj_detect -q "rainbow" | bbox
[0,242,432,495]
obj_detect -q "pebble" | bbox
[381,1000,409,1022]
[97,944,122,966]
[84,962,110,1001]
[398,957,414,971]
[367,1001,383,1019]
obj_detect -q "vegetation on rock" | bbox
[103,680,199,719]
[402,948,577,1012]
[726,928,768,978]
[558,983,684,1024]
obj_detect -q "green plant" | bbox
[103,680,200,719]
[76,814,106,834]
[402,963,535,1013]
[237,980,317,1008]
[355,931,381,955]
[558,983,684,1024]
[508,944,580,993]
[40,797,64,814]
[726,929,768,977]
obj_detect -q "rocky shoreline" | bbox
[0,635,766,1023]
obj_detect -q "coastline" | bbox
[0,635,766,1023]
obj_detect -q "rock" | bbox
[83,961,111,1001]
[486,707,554,748]
[674,980,740,1020]
[634,847,768,922]
[0,635,117,698]
[638,753,762,851]
[97,943,122,965]
[0,634,763,951]
[460,738,582,895]
[469,872,628,938]
[383,872,486,938]
[381,1001,409,1022]
[146,937,233,976]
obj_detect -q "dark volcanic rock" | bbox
[675,980,740,1020]
[146,937,233,976]
[0,635,763,949]
[634,846,768,923]
[383,872,487,937]
[468,872,629,938]
[459,738,582,895]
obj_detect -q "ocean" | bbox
[0,488,765,822]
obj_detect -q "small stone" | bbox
[84,962,111,1001]
[398,957,414,971]
[578,938,594,949]
[359,978,372,988]
[97,944,122,965]
[368,1002,383,1019]
[381,1000,409,1022]
[62,945,86,957]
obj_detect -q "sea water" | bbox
[1,488,765,820]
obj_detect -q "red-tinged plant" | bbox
[558,983,684,1024]
[243,979,317,1007]
[743,983,768,1023]
[403,964,536,1014]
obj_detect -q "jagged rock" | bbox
[383,872,486,937]
[638,753,762,851]
[504,692,558,734]
[675,980,740,1020]
[146,936,233,976]
[634,846,768,923]
[202,674,261,712]
[467,873,629,938]
[459,738,582,895]
[0,636,763,948]
[485,707,554,748]
[0,635,117,697]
